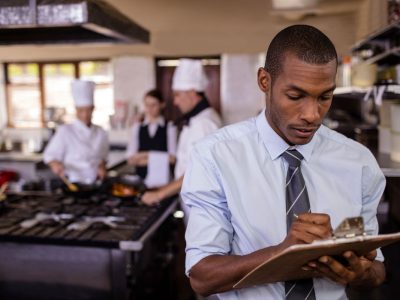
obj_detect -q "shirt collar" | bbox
[143,116,165,126]
[176,97,210,128]
[255,109,318,162]
[73,119,93,134]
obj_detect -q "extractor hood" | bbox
[0,0,150,45]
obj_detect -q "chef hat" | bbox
[172,59,208,92]
[71,80,95,107]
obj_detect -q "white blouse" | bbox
[126,116,177,158]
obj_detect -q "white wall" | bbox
[221,54,265,125]
[110,56,155,144]
[112,56,155,107]
[112,56,155,125]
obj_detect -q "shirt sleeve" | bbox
[177,118,220,178]
[126,123,140,158]
[182,142,233,276]
[167,122,177,156]
[43,127,66,164]
[361,149,386,261]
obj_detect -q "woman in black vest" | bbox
[126,89,177,181]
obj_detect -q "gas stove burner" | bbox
[86,205,113,216]
[0,190,175,247]
[20,212,74,229]
[62,197,75,205]
[67,216,125,231]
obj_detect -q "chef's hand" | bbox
[141,190,164,205]
[48,160,64,177]
[307,250,378,286]
[127,152,148,166]
[97,165,107,180]
[169,154,176,164]
[280,213,333,249]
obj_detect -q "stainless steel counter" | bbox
[0,191,179,300]
[0,152,43,162]
[0,150,125,168]
[0,150,127,182]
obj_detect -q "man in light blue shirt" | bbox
[182,25,386,300]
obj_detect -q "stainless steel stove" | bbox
[0,192,178,300]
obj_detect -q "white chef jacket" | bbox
[175,107,222,179]
[43,119,109,184]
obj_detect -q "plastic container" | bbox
[390,131,400,162]
[352,62,377,87]
[342,55,352,87]
[378,126,391,153]
[390,103,400,132]
[380,100,400,127]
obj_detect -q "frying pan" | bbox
[61,181,103,198]
[106,174,146,201]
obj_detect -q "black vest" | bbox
[136,123,168,179]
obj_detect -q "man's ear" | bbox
[257,67,270,93]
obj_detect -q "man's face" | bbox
[173,90,197,114]
[75,106,94,126]
[258,53,336,145]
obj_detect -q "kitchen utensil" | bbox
[0,182,8,202]
[61,181,103,198]
[107,175,146,201]
[20,212,74,229]
[60,175,78,192]
[67,216,125,231]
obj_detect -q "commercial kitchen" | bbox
[1,0,400,299]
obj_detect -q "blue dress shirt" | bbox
[182,110,386,300]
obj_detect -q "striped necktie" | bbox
[282,149,315,300]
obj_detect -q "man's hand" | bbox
[48,160,64,177]
[307,250,384,287]
[97,164,107,180]
[280,213,333,250]
[141,189,164,205]
[141,176,183,206]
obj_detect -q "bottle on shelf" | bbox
[336,55,352,87]
[342,55,352,87]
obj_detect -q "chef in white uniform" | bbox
[142,59,222,211]
[43,80,109,184]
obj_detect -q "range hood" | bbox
[0,0,150,45]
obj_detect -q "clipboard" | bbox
[233,218,400,289]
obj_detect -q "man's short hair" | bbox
[265,24,338,82]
